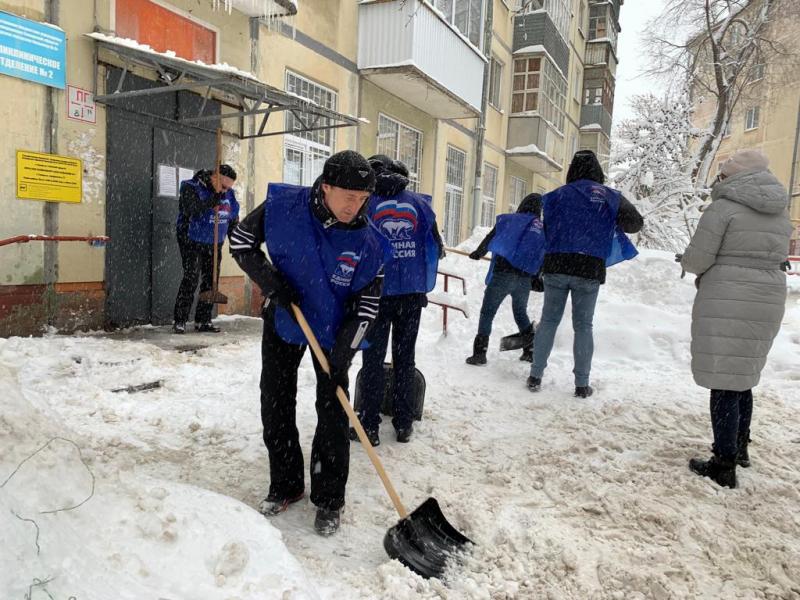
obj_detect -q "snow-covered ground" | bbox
[2,248,799,599]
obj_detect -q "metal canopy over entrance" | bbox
[88,32,359,139]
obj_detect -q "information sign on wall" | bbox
[16,150,82,203]
[0,11,66,89]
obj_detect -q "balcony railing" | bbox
[580,104,613,137]
[357,0,485,118]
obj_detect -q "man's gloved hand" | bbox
[324,362,350,395]
[695,275,702,290]
[531,274,545,292]
[438,244,447,260]
[269,271,302,310]
[469,250,483,260]
[674,253,683,263]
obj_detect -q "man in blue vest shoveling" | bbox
[527,150,643,397]
[173,164,239,333]
[228,151,388,536]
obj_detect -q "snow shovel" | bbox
[353,362,425,421]
[199,128,228,305]
[291,304,472,579]
[499,327,534,352]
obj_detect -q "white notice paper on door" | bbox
[178,167,194,186]
[158,165,177,197]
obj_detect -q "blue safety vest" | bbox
[178,178,239,245]
[264,183,388,349]
[486,213,546,283]
[369,190,439,295]
[542,180,637,266]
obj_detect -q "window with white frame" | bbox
[750,62,765,82]
[745,106,761,131]
[573,65,582,103]
[512,55,567,133]
[508,175,527,212]
[577,0,586,33]
[584,87,602,105]
[283,71,337,185]
[481,163,498,227]
[444,145,467,246]
[489,56,503,109]
[377,114,423,192]
[434,0,483,47]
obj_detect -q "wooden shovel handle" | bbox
[291,303,408,519]
[444,246,491,261]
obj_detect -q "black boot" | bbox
[466,334,489,366]
[314,507,342,536]
[689,454,737,489]
[737,430,751,468]
[519,325,534,362]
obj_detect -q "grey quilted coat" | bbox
[681,169,792,391]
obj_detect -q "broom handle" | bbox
[444,246,490,261]
[211,127,222,294]
[291,304,409,519]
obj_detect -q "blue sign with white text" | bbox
[0,11,66,89]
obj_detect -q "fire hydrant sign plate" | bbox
[16,150,82,203]
[67,85,96,123]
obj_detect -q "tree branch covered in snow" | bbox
[611,92,700,252]
[643,0,800,192]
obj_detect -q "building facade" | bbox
[690,1,800,253]
[0,0,623,335]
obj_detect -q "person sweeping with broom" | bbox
[228,151,389,536]
[173,164,239,333]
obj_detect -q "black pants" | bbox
[359,294,424,431]
[173,235,221,325]
[259,307,350,510]
[710,389,753,458]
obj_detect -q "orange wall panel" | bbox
[116,0,216,63]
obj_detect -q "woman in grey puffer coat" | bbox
[680,149,792,489]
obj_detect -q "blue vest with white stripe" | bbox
[369,190,439,295]
[264,184,388,349]
[542,180,637,266]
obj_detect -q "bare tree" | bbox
[644,0,800,198]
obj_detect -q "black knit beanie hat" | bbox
[322,150,376,192]
[517,193,542,216]
[218,164,237,180]
[566,150,605,184]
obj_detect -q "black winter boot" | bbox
[519,324,535,362]
[689,454,737,489]
[466,334,489,366]
[737,430,751,468]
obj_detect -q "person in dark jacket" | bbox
[349,155,444,446]
[173,164,239,334]
[228,151,386,537]
[466,194,545,365]
[527,150,643,397]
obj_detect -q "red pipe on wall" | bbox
[0,235,110,248]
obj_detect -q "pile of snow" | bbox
[2,249,799,598]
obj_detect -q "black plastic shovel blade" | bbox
[383,497,473,579]
[499,331,526,351]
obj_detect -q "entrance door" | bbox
[151,125,213,324]
[105,69,219,327]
